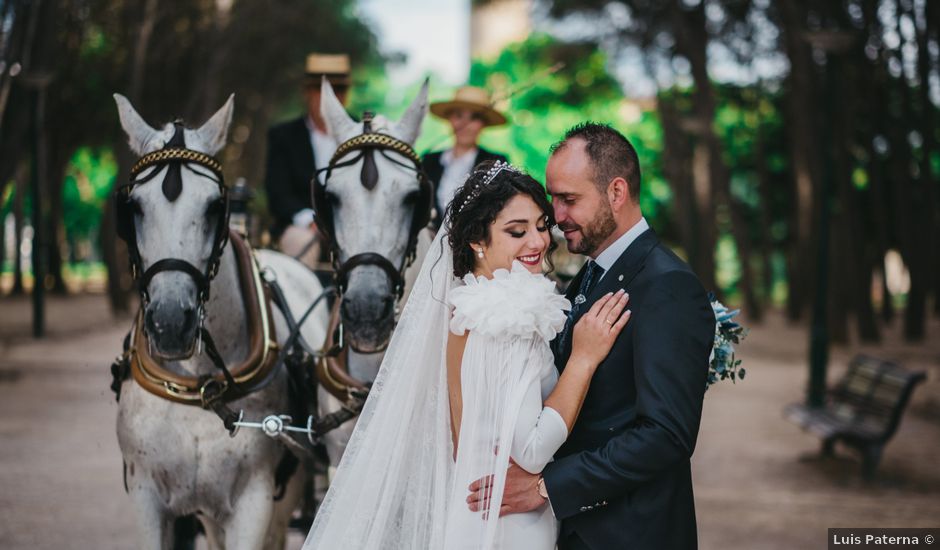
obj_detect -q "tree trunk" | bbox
[893,0,928,340]
[45,149,69,294]
[103,0,160,313]
[0,186,6,286]
[0,0,18,122]
[913,0,939,316]
[658,96,707,284]
[778,0,822,322]
[827,60,850,346]
[11,162,25,295]
[101,192,131,313]
[753,107,775,319]
[671,0,758,315]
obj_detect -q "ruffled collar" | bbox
[448,261,571,340]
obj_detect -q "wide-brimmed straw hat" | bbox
[305,53,351,86]
[430,86,507,127]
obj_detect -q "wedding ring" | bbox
[606,318,614,325]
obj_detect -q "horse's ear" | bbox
[114,93,159,156]
[193,94,235,156]
[394,78,429,145]
[321,78,358,142]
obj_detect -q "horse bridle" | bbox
[311,112,432,300]
[116,122,230,305]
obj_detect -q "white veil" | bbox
[303,227,456,549]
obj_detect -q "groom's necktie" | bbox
[558,260,604,355]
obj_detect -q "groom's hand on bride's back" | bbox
[467,459,544,517]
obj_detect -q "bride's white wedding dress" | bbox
[444,264,570,550]
[303,226,570,550]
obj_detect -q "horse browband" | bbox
[131,147,223,181]
[328,132,421,169]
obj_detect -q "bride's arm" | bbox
[511,291,630,474]
[511,365,569,474]
[446,330,468,458]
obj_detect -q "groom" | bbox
[468,123,715,549]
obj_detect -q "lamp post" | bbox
[804,29,854,407]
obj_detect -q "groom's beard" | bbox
[560,200,616,256]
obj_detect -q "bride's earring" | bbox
[476,249,484,259]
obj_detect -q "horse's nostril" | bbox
[341,299,356,322]
[144,308,157,333]
[183,307,196,330]
[381,296,395,319]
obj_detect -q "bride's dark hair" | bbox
[444,160,557,278]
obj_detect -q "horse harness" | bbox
[111,122,364,447]
[308,113,433,402]
[117,122,229,306]
[311,111,432,300]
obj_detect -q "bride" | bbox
[303,161,630,549]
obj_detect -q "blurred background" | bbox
[0,0,938,548]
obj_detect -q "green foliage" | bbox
[403,33,672,227]
[466,33,623,177]
[61,148,117,241]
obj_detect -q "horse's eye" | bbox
[326,191,341,208]
[402,191,419,206]
[205,199,224,218]
[129,198,144,217]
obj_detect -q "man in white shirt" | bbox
[264,53,350,271]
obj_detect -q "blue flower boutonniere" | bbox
[707,293,748,388]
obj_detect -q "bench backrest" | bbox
[829,355,926,441]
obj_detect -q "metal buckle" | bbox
[195,306,207,356]
[199,378,228,408]
[162,379,193,396]
[229,410,244,437]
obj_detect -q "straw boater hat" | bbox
[430,86,507,127]
[305,53,351,86]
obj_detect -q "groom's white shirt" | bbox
[592,217,650,280]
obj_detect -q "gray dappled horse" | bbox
[310,80,433,472]
[112,94,329,549]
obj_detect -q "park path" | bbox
[1,294,938,549]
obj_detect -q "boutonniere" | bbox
[574,294,587,306]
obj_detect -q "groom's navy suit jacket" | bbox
[544,229,714,550]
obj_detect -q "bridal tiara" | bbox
[457,160,522,213]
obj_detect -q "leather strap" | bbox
[139,258,211,302]
[334,251,405,297]
[315,300,370,402]
[129,232,279,405]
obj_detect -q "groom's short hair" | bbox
[551,122,641,200]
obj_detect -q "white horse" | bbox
[113,94,329,549]
[313,80,433,471]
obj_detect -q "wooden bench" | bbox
[784,355,926,478]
